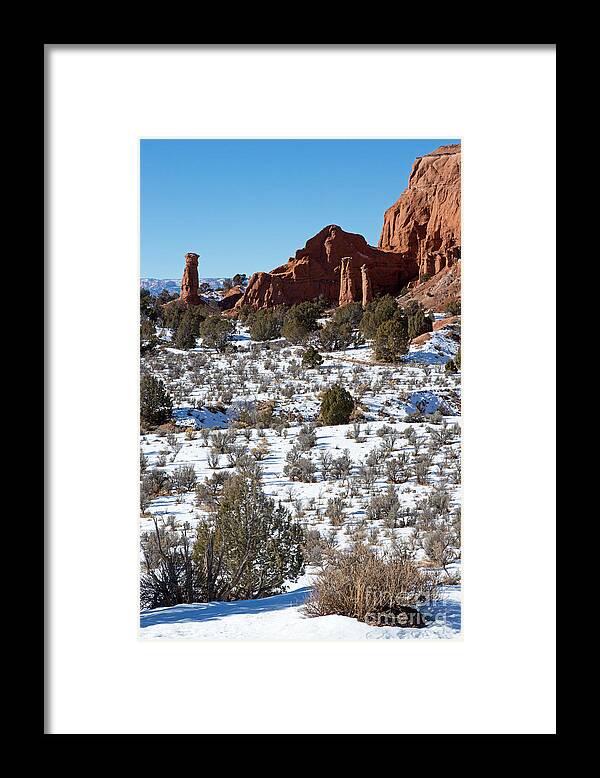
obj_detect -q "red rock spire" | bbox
[361,264,373,308]
[179,252,201,305]
[338,257,356,306]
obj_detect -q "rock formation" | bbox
[379,144,461,279]
[235,225,417,312]
[217,285,245,311]
[338,257,356,306]
[179,252,202,305]
[361,264,373,308]
[232,142,460,314]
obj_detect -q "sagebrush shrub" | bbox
[366,485,400,527]
[325,496,346,526]
[304,543,439,621]
[172,464,197,493]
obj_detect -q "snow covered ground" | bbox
[140,573,461,640]
[140,316,461,640]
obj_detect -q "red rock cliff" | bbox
[233,143,460,314]
[236,225,417,311]
[379,144,461,279]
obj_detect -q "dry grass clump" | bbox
[304,543,439,623]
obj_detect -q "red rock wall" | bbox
[379,144,461,279]
[237,225,418,311]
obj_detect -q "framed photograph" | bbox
[139,138,462,640]
[46,44,556,734]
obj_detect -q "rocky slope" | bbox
[397,262,461,313]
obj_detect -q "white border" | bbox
[47,45,556,734]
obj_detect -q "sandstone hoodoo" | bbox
[179,252,202,305]
[379,143,461,282]
[361,264,373,308]
[235,225,418,312]
[338,257,356,307]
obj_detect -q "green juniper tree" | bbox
[192,473,305,601]
[373,316,409,362]
[248,307,285,341]
[445,347,461,373]
[445,298,461,316]
[162,300,211,333]
[140,375,173,428]
[320,384,355,426]
[332,301,364,329]
[173,309,199,350]
[319,301,364,351]
[282,300,324,344]
[359,295,399,339]
[140,289,160,324]
[199,315,235,352]
[140,317,158,355]
[319,320,353,351]
[302,346,324,369]
[405,301,434,341]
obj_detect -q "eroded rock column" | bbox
[338,257,355,306]
[361,264,373,308]
[180,252,201,305]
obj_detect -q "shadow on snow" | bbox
[403,350,451,365]
[420,591,462,631]
[140,586,312,628]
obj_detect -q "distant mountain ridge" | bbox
[141,277,228,296]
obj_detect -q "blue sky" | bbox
[140,139,459,279]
